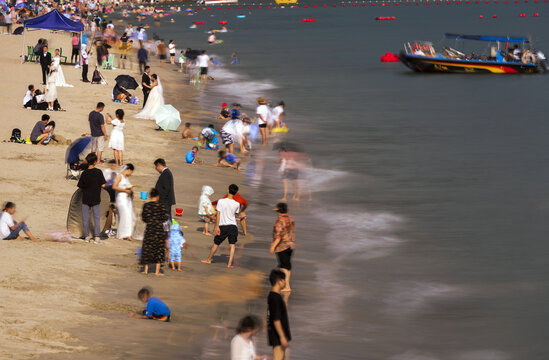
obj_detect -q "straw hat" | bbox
[256,97,267,104]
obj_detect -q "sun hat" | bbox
[256,97,267,104]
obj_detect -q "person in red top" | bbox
[220,191,248,236]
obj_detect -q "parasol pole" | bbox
[20,25,26,64]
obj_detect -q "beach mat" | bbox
[66,188,112,238]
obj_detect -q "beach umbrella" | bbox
[65,136,92,164]
[154,105,181,131]
[115,75,139,90]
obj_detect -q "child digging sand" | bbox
[216,150,240,170]
[129,287,171,322]
[168,221,187,271]
[186,146,199,165]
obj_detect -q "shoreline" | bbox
[0,31,268,359]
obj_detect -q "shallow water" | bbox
[131,2,549,359]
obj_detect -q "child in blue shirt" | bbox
[216,150,240,170]
[186,146,199,164]
[130,287,171,322]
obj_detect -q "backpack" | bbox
[10,128,24,143]
[92,69,102,84]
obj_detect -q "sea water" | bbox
[150,2,549,359]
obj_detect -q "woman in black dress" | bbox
[140,188,169,276]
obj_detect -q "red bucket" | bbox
[175,208,183,217]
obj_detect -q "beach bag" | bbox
[10,128,24,143]
[92,69,102,84]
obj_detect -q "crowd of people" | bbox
[5,2,303,359]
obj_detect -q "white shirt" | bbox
[272,105,284,124]
[23,90,33,105]
[169,43,176,54]
[216,198,240,226]
[231,334,256,360]
[256,104,270,125]
[0,212,14,239]
[197,54,210,68]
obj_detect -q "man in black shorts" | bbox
[201,184,241,268]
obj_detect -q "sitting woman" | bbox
[0,202,39,241]
[112,84,131,103]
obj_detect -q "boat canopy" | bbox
[444,33,529,43]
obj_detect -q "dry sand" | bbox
[0,32,267,359]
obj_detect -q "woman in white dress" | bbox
[106,109,126,166]
[134,74,164,119]
[44,70,57,111]
[51,49,73,87]
[112,164,136,242]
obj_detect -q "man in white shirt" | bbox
[197,50,212,82]
[256,97,270,145]
[23,85,34,108]
[201,184,241,268]
[0,202,39,241]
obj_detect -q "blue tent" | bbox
[24,9,84,32]
[21,10,83,63]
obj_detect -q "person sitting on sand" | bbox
[218,102,230,120]
[31,89,48,110]
[112,84,131,103]
[23,85,34,108]
[199,124,219,150]
[0,202,39,241]
[129,287,171,321]
[186,146,199,165]
[182,122,192,138]
[198,185,215,236]
[29,114,52,145]
[217,150,240,170]
[39,121,56,145]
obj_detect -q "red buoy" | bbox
[492,14,497,17]
[479,14,484,18]
[201,21,205,24]
[534,12,540,16]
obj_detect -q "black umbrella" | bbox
[115,75,139,90]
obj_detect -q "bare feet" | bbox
[227,264,234,268]
[177,268,182,272]
[202,232,213,236]
[200,259,212,264]
[155,273,164,277]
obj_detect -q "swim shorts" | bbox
[283,169,299,180]
[200,67,208,75]
[276,248,293,270]
[220,129,233,145]
[213,225,238,245]
[258,123,267,128]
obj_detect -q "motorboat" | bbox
[399,33,547,74]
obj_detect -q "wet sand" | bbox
[0,32,267,359]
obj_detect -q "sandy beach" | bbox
[0,32,266,359]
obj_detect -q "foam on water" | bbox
[206,65,278,107]
[383,281,459,317]
[315,208,404,261]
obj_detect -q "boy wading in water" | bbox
[201,184,241,268]
[268,269,292,360]
[129,287,171,322]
